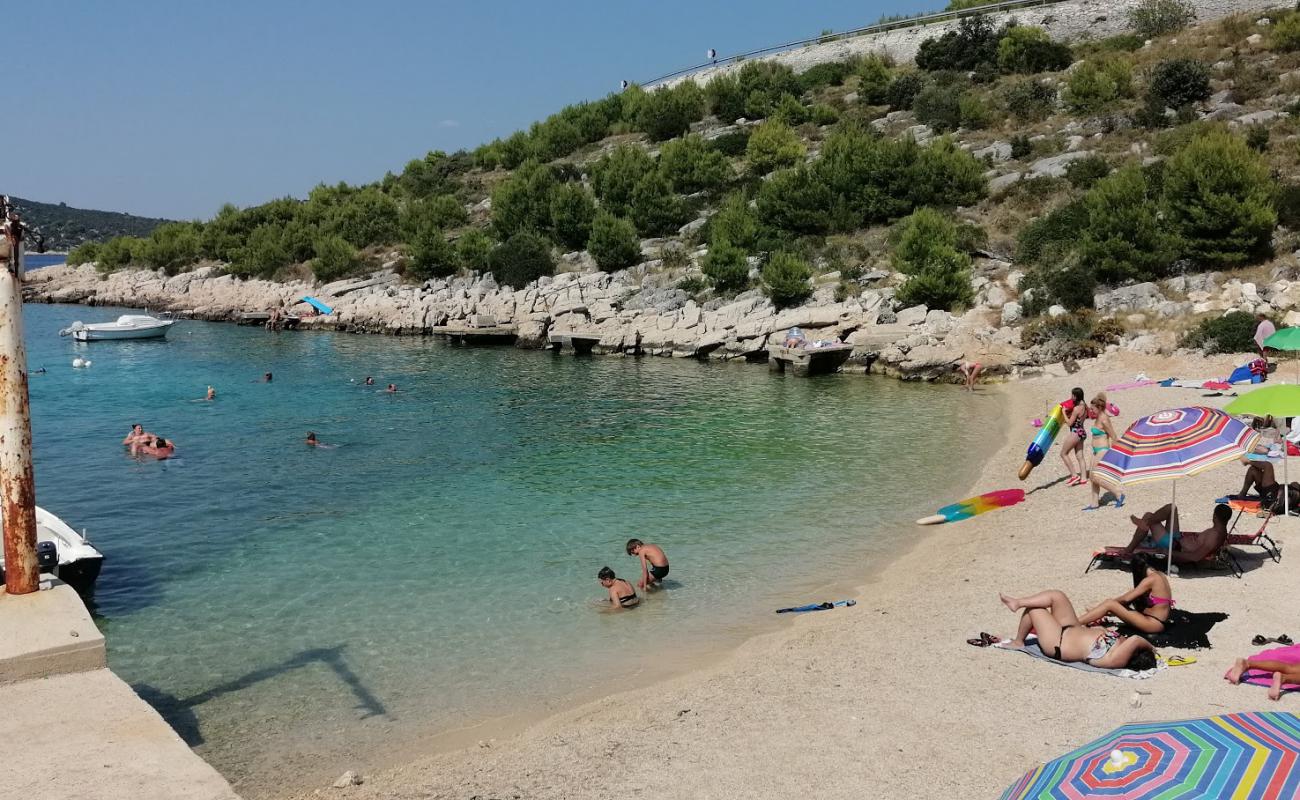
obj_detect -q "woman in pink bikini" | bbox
[1076,554,1174,634]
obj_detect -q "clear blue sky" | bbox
[14,0,933,220]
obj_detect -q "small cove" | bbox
[21,302,996,794]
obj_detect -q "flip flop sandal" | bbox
[1279,634,1294,645]
[1253,635,1271,646]
[1166,655,1197,667]
[981,632,1002,646]
[967,637,990,647]
[1114,496,1126,509]
[1082,505,1100,511]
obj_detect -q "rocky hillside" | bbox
[40,1,1300,381]
[12,196,171,252]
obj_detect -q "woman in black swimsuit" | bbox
[1061,387,1088,486]
[598,566,639,609]
[997,589,1157,670]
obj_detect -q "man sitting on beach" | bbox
[626,538,669,590]
[1241,457,1284,508]
[1122,503,1231,564]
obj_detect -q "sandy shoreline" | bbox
[272,351,1298,799]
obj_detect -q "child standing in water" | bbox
[598,567,639,609]
[626,538,670,590]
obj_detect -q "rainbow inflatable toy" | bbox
[916,489,1026,525]
[1019,403,1065,480]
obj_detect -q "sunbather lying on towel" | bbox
[1121,503,1230,563]
[999,590,1156,671]
[1077,554,1174,634]
[1226,657,1300,701]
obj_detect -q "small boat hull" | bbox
[63,315,175,341]
[0,506,105,598]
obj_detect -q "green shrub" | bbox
[906,138,987,208]
[701,242,751,293]
[1274,13,1300,51]
[914,84,963,131]
[659,135,731,194]
[857,54,894,105]
[67,242,99,266]
[1148,59,1211,110]
[755,167,833,234]
[311,235,360,282]
[710,192,760,249]
[1065,154,1112,189]
[1161,129,1276,265]
[705,73,745,122]
[456,229,493,272]
[636,82,706,141]
[1090,33,1145,53]
[1019,310,1109,358]
[530,117,583,162]
[1005,80,1057,121]
[1246,124,1271,152]
[95,236,139,272]
[1010,134,1033,159]
[138,222,202,275]
[1128,0,1196,40]
[808,103,840,126]
[489,231,554,288]
[629,173,686,236]
[591,146,656,215]
[761,251,813,308]
[1016,198,1087,263]
[889,208,975,311]
[549,183,597,250]
[1063,57,1133,112]
[324,186,399,248]
[1226,58,1274,102]
[498,131,533,170]
[798,61,852,92]
[947,0,995,8]
[997,27,1073,74]
[885,72,925,110]
[736,61,802,117]
[709,130,751,157]
[1180,311,1268,354]
[770,93,809,126]
[407,226,459,280]
[746,120,806,174]
[1278,182,1300,229]
[676,276,709,295]
[401,195,467,238]
[586,211,641,270]
[1038,253,1100,311]
[1079,166,1178,283]
[916,15,1003,72]
[491,161,557,238]
[229,224,290,278]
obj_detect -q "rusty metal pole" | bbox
[0,211,39,595]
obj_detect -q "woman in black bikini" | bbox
[1076,554,1174,634]
[598,567,639,609]
[1061,387,1088,486]
[998,589,1157,670]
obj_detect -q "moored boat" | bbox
[59,314,175,341]
[0,506,104,597]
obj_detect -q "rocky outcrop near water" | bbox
[25,262,1038,382]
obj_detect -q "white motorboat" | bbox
[0,506,104,597]
[59,314,175,341]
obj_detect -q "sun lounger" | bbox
[1084,544,1243,578]
[1226,506,1281,563]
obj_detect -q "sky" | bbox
[13,0,934,220]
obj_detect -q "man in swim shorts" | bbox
[1122,503,1231,563]
[626,538,670,590]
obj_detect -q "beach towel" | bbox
[1240,643,1300,693]
[1116,609,1228,650]
[995,636,1164,680]
[1106,380,1158,392]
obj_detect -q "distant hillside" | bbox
[11,196,171,252]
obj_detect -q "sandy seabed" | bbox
[280,352,1296,799]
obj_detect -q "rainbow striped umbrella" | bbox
[1093,407,1260,489]
[1001,711,1300,799]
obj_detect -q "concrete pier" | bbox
[0,579,242,800]
[431,323,518,346]
[548,332,602,355]
[767,344,855,377]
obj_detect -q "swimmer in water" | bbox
[364,377,375,386]
[306,431,319,447]
[122,423,152,447]
[133,435,175,459]
[597,566,639,610]
[205,385,216,400]
[386,383,398,393]
[262,372,273,383]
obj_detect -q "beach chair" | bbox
[1226,505,1281,564]
[1084,541,1244,578]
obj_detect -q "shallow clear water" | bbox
[21,302,993,793]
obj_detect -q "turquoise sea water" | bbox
[21,302,994,795]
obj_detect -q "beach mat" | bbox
[996,635,1164,680]
[1241,643,1300,693]
[1117,609,1228,650]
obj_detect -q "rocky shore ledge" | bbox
[24,260,1280,382]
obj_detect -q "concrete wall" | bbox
[659,0,1283,88]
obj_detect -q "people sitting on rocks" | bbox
[1121,503,1231,564]
[998,589,1156,670]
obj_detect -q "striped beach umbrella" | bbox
[1092,407,1259,572]
[1001,711,1300,799]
